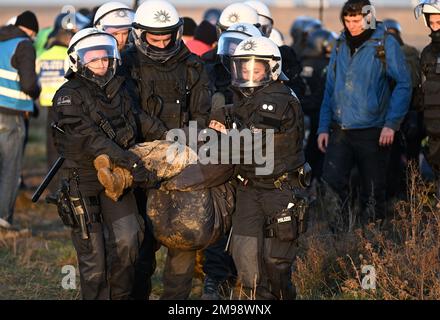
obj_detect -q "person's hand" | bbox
[317,133,329,153]
[379,127,395,147]
[131,162,160,189]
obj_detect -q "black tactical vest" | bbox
[56,77,138,167]
[126,49,205,130]
[233,82,305,182]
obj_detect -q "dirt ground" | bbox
[0,5,432,50]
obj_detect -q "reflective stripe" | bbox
[0,37,34,112]
[0,67,19,81]
[0,85,32,101]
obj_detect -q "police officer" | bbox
[52,28,166,299]
[383,18,422,200]
[93,2,135,52]
[228,36,308,300]
[120,0,212,299]
[415,1,440,190]
[301,29,337,184]
[201,22,262,300]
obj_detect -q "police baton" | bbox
[31,157,65,203]
[31,122,66,203]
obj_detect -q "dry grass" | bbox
[292,163,440,300]
[2,115,440,300]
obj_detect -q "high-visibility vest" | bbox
[36,45,68,107]
[0,37,34,112]
[35,27,53,58]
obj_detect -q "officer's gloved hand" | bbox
[131,162,161,189]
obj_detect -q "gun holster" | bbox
[265,198,308,242]
[46,180,76,228]
[50,178,90,240]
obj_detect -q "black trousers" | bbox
[71,187,144,300]
[202,235,236,284]
[131,188,157,300]
[231,185,297,300]
[322,126,391,224]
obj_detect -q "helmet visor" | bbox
[217,31,248,56]
[133,24,183,62]
[76,41,119,87]
[230,56,272,88]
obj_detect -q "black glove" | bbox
[130,162,160,189]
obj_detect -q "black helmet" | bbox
[303,29,338,59]
[383,18,402,34]
[289,16,322,45]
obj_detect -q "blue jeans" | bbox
[0,112,25,224]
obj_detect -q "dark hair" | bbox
[341,0,372,18]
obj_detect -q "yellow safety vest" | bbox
[36,45,68,107]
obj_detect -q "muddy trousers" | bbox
[160,248,197,300]
[71,190,144,300]
[230,185,297,300]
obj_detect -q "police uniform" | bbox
[230,81,307,300]
[52,73,166,299]
[121,44,211,131]
[421,30,440,175]
[120,44,212,300]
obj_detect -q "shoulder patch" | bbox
[56,95,72,106]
